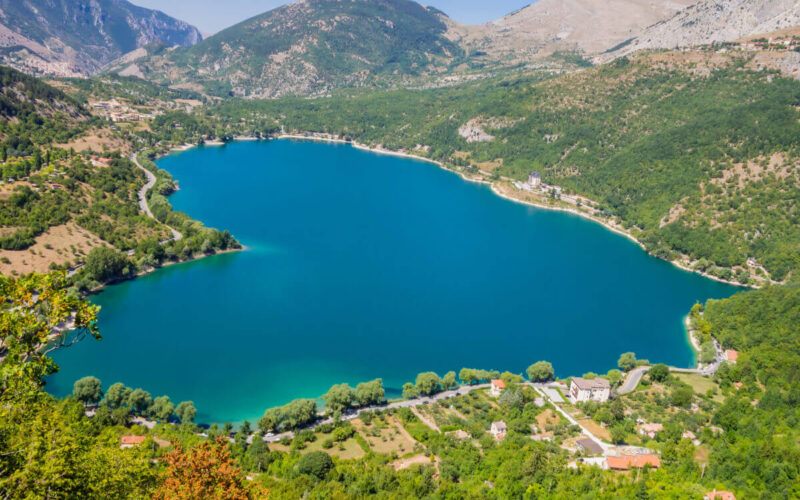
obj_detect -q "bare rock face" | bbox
[0,0,202,76]
[604,0,800,59]
[443,0,696,62]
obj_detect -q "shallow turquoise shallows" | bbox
[48,140,738,423]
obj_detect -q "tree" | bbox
[240,421,252,435]
[322,383,355,413]
[618,352,637,371]
[671,387,694,408]
[152,438,264,500]
[244,439,270,473]
[699,340,716,364]
[73,376,102,404]
[0,273,99,406]
[257,413,274,434]
[459,368,477,385]
[105,382,132,408]
[527,361,554,382]
[606,369,623,387]
[648,364,670,382]
[111,406,131,426]
[415,372,442,396]
[609,398,625,422]
[442,371,457,390]
[499,388,523,410]
[176,401,197,424]
[261,399,316,431]
[151,395,175,421]
[402,382,418,399]
[298,451,334,480]
[83,247,129,283]
[355,379,384,406]
[127,389,153,414]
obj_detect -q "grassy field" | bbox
[675,373,723,402]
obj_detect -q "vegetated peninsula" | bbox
[0,0,799,498]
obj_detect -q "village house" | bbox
[569,377,611,403]
[489,379,506,397]
[120,435,147,449]
[638,423,663,439]
[490,421,507,441]
[705,490,736,500]
[606,454,661,470]
[724,349,739,363]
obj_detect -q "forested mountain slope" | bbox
[119,0,467,98]
[0,0,201,77]
[208,49,800,283]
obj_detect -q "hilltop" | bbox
[116,0,468,98]
[0,0,201,77]
[111,0,706,97]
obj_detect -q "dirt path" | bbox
[411,407,440,432]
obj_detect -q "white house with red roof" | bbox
[489,379,506,397]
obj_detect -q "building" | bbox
[638,423,664,439]
[527,172,542,188]
[724,349,739,363]
[569,377,611,403]
[576,438,604,455]
[489,379,506,397]
[705,491,736,500]
[120,435,147,449]
[490,421,507,441]
[606,454,661,470]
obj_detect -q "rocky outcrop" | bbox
[603,0,800,59]
[0,0,202,76]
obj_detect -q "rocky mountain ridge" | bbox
[603,0,800,59]
[0,0,202,77]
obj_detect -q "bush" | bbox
[298,451,333,480]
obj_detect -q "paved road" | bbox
[248,384,491,444]
[130,152,182,241]
[618,366,650,394]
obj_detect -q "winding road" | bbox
[130,152,182,242]
[618,366,650,395]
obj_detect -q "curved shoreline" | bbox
[193,135,753,289]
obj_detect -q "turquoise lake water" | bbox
[49,139,738,423]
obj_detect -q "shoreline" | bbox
[234,134,755,289]
[86,246,244,297]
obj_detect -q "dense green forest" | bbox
[204,51,800,282]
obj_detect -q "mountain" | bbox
[118,0,704,97]
[604,0,800,59]
[122,0,465,98]
[0,0,202,77]
[443,0,696,63]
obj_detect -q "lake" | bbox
[48,139,738,423]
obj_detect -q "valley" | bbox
[0,0,799,498]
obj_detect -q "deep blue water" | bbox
[48,140,738,423]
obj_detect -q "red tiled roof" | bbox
[607,455,660,470]
[706,491,736,500]
[121,435,147,445]
[491,379,506,389]
[726,350,739,362]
